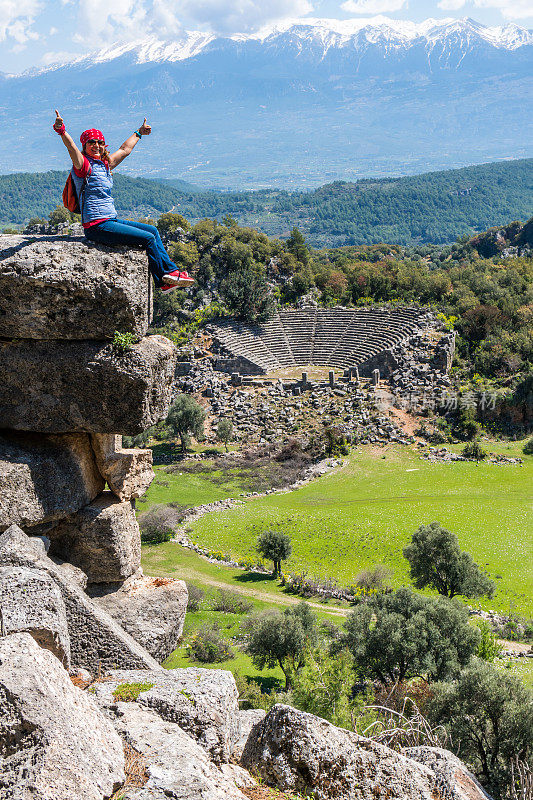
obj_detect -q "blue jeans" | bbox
[84,218,176,288]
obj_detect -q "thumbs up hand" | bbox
[139,117,151,136]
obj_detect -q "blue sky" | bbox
[1,0,532,74]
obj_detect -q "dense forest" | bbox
[1,158,532,247]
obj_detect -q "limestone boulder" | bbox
[48,492,141,584]
[404,747,492,800]
[0,632,125,800]
[0,566,70,667]
[91,434,155,501]
[110,703,248,800]
[241,704,444,800]
[0,525,160,671]
[90,574,188,661]
[0,334,177,434]
[0,431,104,533]
[92,667,240,763]
[233,709,266,760]
[0,235,152,339]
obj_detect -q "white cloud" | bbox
[437,0,533,18]
[73,0,314,44]
[341,0,407,13]
[41,49,80,65]
[0,0,41,43]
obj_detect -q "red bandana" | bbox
[80,128,106,146]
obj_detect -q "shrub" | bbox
[112,682,154,702]
[212,589,252,614]
[523,436,533,455]
[139,504,181,544]
[112,331,137,354]
[189,624,234,663]
[462,440,488,460]
[355,565,392,594]
[474,619,503,662]
[186,583,204,612]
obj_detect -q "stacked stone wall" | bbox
[0,235,186,670]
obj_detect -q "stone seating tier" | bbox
[212,307,425,374]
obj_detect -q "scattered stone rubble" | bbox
[0,235,492,800]
[423,447,523,465]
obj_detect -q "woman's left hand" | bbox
[139,117,151,136]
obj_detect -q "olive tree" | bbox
[403,522,495,599]
[257,530,292,576]
[342,587,479,684]
[246,602,317,689]
[166,394,206,451]
[216,418,233,451]
[429,659,533,799]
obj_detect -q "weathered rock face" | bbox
[0,632,125,800]
[91,434,155,501]
[0,525,160,671]
[0,431,104,533]
[90,574,188,661]
[0,334,177,434]
[241,704,442,800]
[92,667,240,763]
[48,492,141,584]
[233,709,266,761]
[110,703,248,800]
[0,236,152,339]
[0,566,70,667]
[404,747,492,800]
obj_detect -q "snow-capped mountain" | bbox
[30,16,532,74]
[2,17,532,187]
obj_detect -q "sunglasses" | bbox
[86,139,104,145]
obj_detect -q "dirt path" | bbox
[154,562,349,617]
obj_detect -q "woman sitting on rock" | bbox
[53,110,193,293]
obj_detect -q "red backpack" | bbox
[62,169,89,214]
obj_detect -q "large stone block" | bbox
[90,574,188,661]
[0,334,177,434]
[0,431,104,532]
[0,525,160,671]
[241,704,444,800]
[0,633,125,800]
[0,566,70,667]
[91,434,155,500]
[110,703,248,800]
[48,492,141,584]
[0,235,152,339]
[92,667,240,763]
[404,747,492,800]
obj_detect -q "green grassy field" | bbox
[164,440,533,617]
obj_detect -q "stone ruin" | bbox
[207,306,455,380]
[0,234,490,800]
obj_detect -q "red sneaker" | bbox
[161,283,180,293]
[163,269,194,288]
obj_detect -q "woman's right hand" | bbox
[53,109,64,131]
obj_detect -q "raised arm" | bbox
[53,109,84,171]
[109,118,151,169]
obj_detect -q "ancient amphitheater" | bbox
[209,306,428,375]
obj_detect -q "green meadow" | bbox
[142,439,533,618]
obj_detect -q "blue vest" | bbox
[71,156,117,224]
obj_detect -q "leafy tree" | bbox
[403,522,495,599]
[166,394,206,451]
[429,660,533,799]
[216,418,233,451]
[292,645,356,729]
[256,530,292,576]
[48,205,71,226]
[286,226,310,266]
[342,587,479,684]
[157,211,189,235]
[246,602,317,689]
[523,436,533,455]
